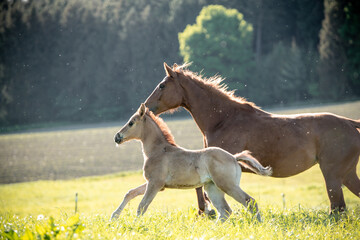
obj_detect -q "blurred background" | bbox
[0,0,359,131]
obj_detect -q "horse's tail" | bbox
[235,150,272,176]
[348,119,360,129]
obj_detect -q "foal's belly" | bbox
[164,161,211,189]
[164,182,204,189]
[164,173,211,189]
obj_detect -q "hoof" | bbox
[110,213,119,221]
[198,209,216,219]
[255,212,262,223]
[329,206,346,215]
[207,209,217,219]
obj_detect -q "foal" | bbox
[111,103,272,222]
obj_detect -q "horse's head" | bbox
[114,103,147,144]
[144,62,184,115]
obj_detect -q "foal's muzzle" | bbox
[114,133,123,144]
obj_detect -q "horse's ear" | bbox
[164,62,177,78]
[138,103,146,118]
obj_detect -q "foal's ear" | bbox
[164,62,177,78]
[138,103,146,118]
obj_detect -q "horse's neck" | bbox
[140,120,170,157]
[179,77,256,135]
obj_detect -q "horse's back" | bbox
[206,111,359,177]
[302,113,360,145]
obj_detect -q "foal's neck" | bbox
[140,118,174,158]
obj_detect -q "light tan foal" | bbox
[111,103,272,222]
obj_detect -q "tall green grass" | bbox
[2,207,360,239]
[1,167,360,239]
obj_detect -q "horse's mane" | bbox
[147,111,177,146]
[173,63,258,109]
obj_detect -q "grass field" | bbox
[0,101,360,239]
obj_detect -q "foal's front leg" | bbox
[111,183,147,220]
[137,182,164,216]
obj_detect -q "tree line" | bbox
[0,0,359,128]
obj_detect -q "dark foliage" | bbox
[0,0,358,128]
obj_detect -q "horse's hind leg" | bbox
[204,183,232,223]
[320,166,346,213]
[343,167,360,198]
[111,183,147,220]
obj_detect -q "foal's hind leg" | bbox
[111,183,147,220]
[343,168,360,198]
[204,183,232,223]
[221,185,261,222]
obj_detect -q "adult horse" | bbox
[144,63,360,214]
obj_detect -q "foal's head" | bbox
[114,103,177,146]
[144,63,185,115]
[114,103,148,144]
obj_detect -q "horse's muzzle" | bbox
[114,133,123,144]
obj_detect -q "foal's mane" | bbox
[147,110,177,146]
[173,63,258,109]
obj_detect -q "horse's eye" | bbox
[159,83,165,89]
[129,121,134,127]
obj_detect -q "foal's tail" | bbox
[235,150,273,176]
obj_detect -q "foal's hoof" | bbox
[207,209,217,219]
[255,213,262,223]
[110,213,119,221]
[198,209,216,219]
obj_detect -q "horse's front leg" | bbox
[196,187,206,214]
[111,183,147,220]
[196,187,215,216]
[137,182,164,216]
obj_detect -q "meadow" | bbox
[0,101,360,239]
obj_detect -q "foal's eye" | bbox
[159,83,165,89]
[129,121,134,127]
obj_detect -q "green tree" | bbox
[252,41,319,106]
[339,0,360,95]
[178,5,255,92]
[318,0,348,100]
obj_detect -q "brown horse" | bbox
[144,62,360,214]
[111,104,272,222]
